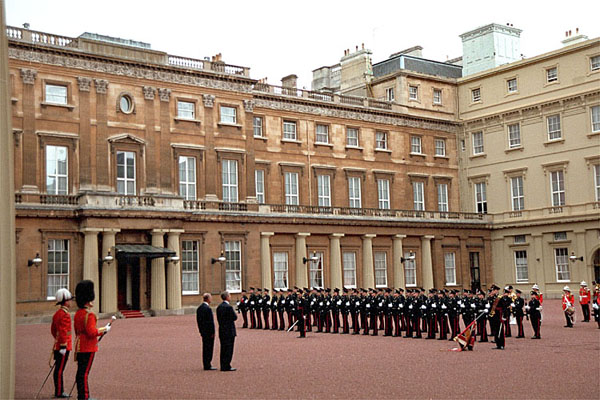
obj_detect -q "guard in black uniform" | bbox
[512,289,525,338]
[237,289,249,328]
[262,288,270,330]
[331,288,341,333]
[248,287,257,329]
[296,289,307,338]
[270,289,279,330]
[340,288,350,334]
[277,290,286,331]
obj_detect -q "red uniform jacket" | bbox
[562,294,574,311]
[74,308,103,353]
[579,288,590,305]
[51,307,72,351]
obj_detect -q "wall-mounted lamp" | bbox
[211,251,226,264]
[400,252,416,263]
[303,252,320,264]
[569,252,583,263]
[27,253,42,267]
[102,250,114,264]
[167,255,180,264]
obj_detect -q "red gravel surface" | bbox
[17,299,599,399]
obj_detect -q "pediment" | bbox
[108,133,146,145]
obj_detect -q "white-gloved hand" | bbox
[593,303,599,310]
[484,309,489,314]
[470,304,476,309]
[441,304,447,310]
[59,348,67,356]
[104,324,111,333]
[408,305,413,309]
[539,306,543,311]
[421,305,426,310]
[511,303,516,308]
[432,303,437,308]
[400,304,404,308]
[525,305,530,310]
[485,304,490,309]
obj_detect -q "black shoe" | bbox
[54,394,71,398]
[221,367,237,371]
[492,346,504,350]
[204,367,217,370]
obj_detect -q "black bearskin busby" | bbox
[75,280,95,308]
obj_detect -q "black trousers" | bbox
[53,350,69,396]
[530,315,541,338]
[219,337,235,371]
[581,304,590,321]
[76,352,95,400]
[201,335,214,369]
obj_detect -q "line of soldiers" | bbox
[236,284,544,345]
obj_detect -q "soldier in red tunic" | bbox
[51,288,73,398]
[74,280,110,399]
[579,281,591,322]
[562,286,575,328]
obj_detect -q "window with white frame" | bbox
[315,124,329,144]
[177,101,195,119]
[413,181,424,211]
[554,231,567,241]
[409,85,418,100]
[225,240,242,292]
[386,87,395,102]
[342,251,357,288]
[514,235,526,244]
[595,165,600,201]
[508,124,521,148]
[253,116,264,137]
[550,170,565,206]
[444,252,456,285]
[410,136,422,154]
[437,183,448,212]
[377,179,390,210]
[46,145,68,195]
[283,120,297,140]
[284,172,299,205]
[116,151,136,195]
[222,159,238,203]
[317,174,331,207]
[404,252,416,287]
[475,182,487,213]
[591,106,600,133]
[592,56,600,71]
[507,78,518,93]
[515,250,528,283]
[348,176,362,208]
[511,176,525,211]
[346,127,359,147]
[546,67,558,83]
[255,169,265,204]
[434,139,446,156]
[471,88,481,102]
[47,239,69,300]
[220,105,237,124]
[433,89,442,105]
[547,114,561,140]
[374,251,388,287]
[309,252,324,288]
[375,131,388,150]
[273,252,289,290]
[45,84,67,105]
[555,247,570,282]
[178,156,196,200]
[181,240,199,294]
[472,131,484,154]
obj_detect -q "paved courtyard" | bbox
[17,299,599,399]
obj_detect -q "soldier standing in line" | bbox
[277,290,286,331]
[50,288,73,398]
[448,290,460,340]
[361,290,370,335]
[285,289,295,329]
[351,289,361,334]
[512,289,525,338]
[262,288,270,330]
[340,288,350,334]
[296,289,307,338]
[397,288,407,333]
[331,288,341,333]
[392,289,401,337]
[526,290,542,339]
[237,289,249,328]
[368,289,379,336]
[475,290,488,342]
[256,288,264,329]
[383,289,393,336]
[425,289,437,340]
[404,290,414,338]
[437,290,449,340]
[248,287,257,329]
[270,289,279,330]
[413,288,424,339]
[305,288,315,332]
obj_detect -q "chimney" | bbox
[561,28,588,46]
[281,74,298,89]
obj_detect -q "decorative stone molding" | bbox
[243,99,254,113]
[94,79,109,94]
[203,94,215,108]
[20,68,37,84]
[142,86,156,100]
[77,77,91,92]
[158,88,171,102]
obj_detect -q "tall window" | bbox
[45,84,67,105]
[309,252,324,288]
[178,156,196,200]
[475,182,487,213]
[433,89,442,105]
[346,127,359,147]
[222,159,238,203]
[116,151,136,195]
[255,170,265,204]
[348,177,361,208]
[511,176,524,211]
[471,88,481,102]
[220,106,236,124]
[555,248,570,282]
[47,239,69,300]
[591,105,600,133]
[592,55,600,71]
[225,240,242,292]
[317,175,331,207]
[508,124,521,148]
[315,124,329,144]
[515,250,528,283]
[409,85,418,100]
[595,165,600,201]
[410,136,422,154]
[375,131,388,150]
[377,179,390,210]
[342,252,357,288]
[472,131,484,154]
[437,183,448,212]
[550,170,565,206]
[181,240,199,294]
[285,172,299,205]
[547,114,561,140]
[404,252,416,287]
[253,116,264,137]
[283,120,297,140]
[177,101,195,119]
[374,251,387,287]
[434,139,446,156]
[413,181,424,211]
[507,78,518,93]
[273,252,289,290]
[386,87,395,101]
[46,145,68,195]
[546,67,558,83]
[444,252,456,285]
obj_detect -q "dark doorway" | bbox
[469,252,481,292]
[117,258,140,310]
[594,249,600,283]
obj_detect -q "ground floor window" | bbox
[309,252,324,288]
[181,240,199,294]
[343,251,357,288]
[404,252,416,287]
[225,240,242,292]
[273,252,289,290]
[47,239,69,300]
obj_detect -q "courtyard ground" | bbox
[16,299,600,399]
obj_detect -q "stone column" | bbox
[166,229,184,310]
[421,235,435,290]
[82,229,101,289]
[261,232,274,290]
[329,234,344,289]
[393,234,406,289]
[362,234,376,289]
[295,233,310,288]
[150,230,166,311]
[100,229,119,314]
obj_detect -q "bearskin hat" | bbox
[75,280,95,308]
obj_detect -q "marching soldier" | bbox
[237,289,249,328]
[579,281,591,322]
[527,290,542,339]
[51,288,73,398]
[512,289,525,338]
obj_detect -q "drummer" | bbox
[562,286,575,328]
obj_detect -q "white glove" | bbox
[408,305,413,309]
[432,303,437,308]
[484,309,489,314]
[379,302,383,307]
[470,304,476,309]
[441,304,447,310]
[366,304,371,308]
[236,301,240,307]
[319,302,323,306]
[593,304,599,310]
[346,302,350,306]
[281,300,285,304]
[355,302,360,307]
[458,301,462,306]
[59,348,67,356]
[400,304,404,308]
[461,304,466,308]
[579,296,582,302]
[485,304,490,309]
[525,305,530,310]
[388,303,392,308]
[337,300,342,306]
[421,305,426,310]
[539,306,543,311]
[104,324,111,333]
[290,300,295,305]
[251,301,255,305]
[511,303,516,308]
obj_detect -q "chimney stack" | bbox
[281,74,298,89]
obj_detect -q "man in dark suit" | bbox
[216,291,237,371]
[196,293,216,371]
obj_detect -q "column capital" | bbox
[394,234,407,239]
[94,79,109,94]
[295,232,310,238]
[20,68,37,85]
[102,228,121,234]
[261,232,275,237]
[151,229,168,236]
[167,229,185,235]
[143,86,156,100]
[362,234,377,239]
[81,228,102,234]
[422,235,435,240]
[158,88,171,102]
[329,233,345,239]
[77,76,91,92]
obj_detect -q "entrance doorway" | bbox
[593,249,600,283]
[117,258,140,310]
[469,252,481,292]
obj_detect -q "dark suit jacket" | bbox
[216,301,237,340]
[196,303,215,337]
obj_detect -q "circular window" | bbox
[119,95,133,114]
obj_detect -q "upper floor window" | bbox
[377,179,390,210]
[595,165,600,201]
[348,176,362,208]
[475,182,487,213]
[409,85,419,100]
[553,231,568,242]
[547,114,562,140]
[317,174,331,207]
[177,101,195,119]
[116,151,136,195]
[315,124,329,144]
[255,170,265,204]
[386,87,395,102]
[507,78,518,93]
[514,235,527,244]
[515,250,528,283]
[508,124,521,148]
[375,131,388,150]
[220,105,237,124]
[471,88,481,102]
[591,106,600,133]
[550,170,565,206]
[437,183,448,212]
[222,159,238,203]
[546,67,558,83]
[413,181,424,211]
[253,116,264,137]
[433,89,442,105]
[591,55,600,72]
[510,176,524,211]
[47,239,69,300]
[45,84,67,105]
[434,139,446,156]
[119,94,134,114]
[284,172,299,205]
[555,248,570,282]
[410,136,422,154]
[346,127,359,147]
[472,131,484,155]
[444,252,456,285]
[178,156,196,200]
[283,120,297,140]
[46,145,68,195]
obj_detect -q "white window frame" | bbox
[386,87,395,102]
[47,239,69,300]
[283,120,297,140]
[377,179,390,210]
[547,114,562,141]
[222,159,238,203]
[508,123,521,148]
[471,88,481,102]
[511,176,525,211]
[594,164,600,202]
[284,171,299,205]
[444,252,456,285]
[178,156,196,201]
[410,136,422,154]
[342,251,357,288]
[177,100,195,119]
[374,251,388,288]
[475,182,487,213]
[555,247,570,282]
[413,181,424,211]
[309,252,324,289]
[472,131,484,155]
[46,145,68,195]
[375,131,388,150]
[591,105,600,133]
[253,116,264,137]
[404,252,417,287]
[507,78,518,93]
[116,151,136,195]
[550,170,565,207]
[546,67,558,83]
[220,105,237,124]
[409,85,418,101]
[433,89,442,105]
[45,83,67,105]
[348,176,362,208]
[225,240,242,293]
[346,127,359,147]
[255,169,265,204]
[591,55,600,71]
[437,183,448,212]
[317,174,331,207]
[315,124,329,144]
[515,250,528,284]
[434,139,446,156]
[273,252,289,290]
[181,240,199,295]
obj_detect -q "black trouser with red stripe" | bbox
[427,315,437,339]
[250,309,256,328]
[53,350,69,397]
[263,309,270,329]
[278,310,285,330]
[241,310,248,328]
[76,352,95,400]
[271,309,278,330]
[384,314,393,336]
[332,310,340,333]
[370,313,378,336]
[477,317,488,342]
[581,304,590,322]
[341,312,349,333]
[515,314,524,337]
[530,314,541,338]
[393,314,401,336]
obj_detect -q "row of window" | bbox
[385,86,444,105]
[513,248,573,283]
